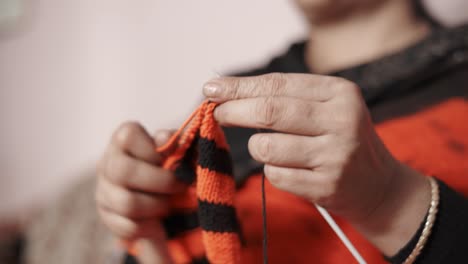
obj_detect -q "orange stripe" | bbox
[153,100,242,263]
[179,228,206,259]
[168,229,206,263]
[168,240,191,264]
[202,231,241,264]
[199,103,230,150]
[196,166,236,206]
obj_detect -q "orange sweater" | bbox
[127,98,468,264]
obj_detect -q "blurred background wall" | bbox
[0,0,307,218]
[0,0,467,219]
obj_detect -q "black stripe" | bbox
[198,137,233,176]
[174,161,196,184]
[198,200,239,233]
[174,136,199,184]
[162,211,199,239]
[192,256,210,264]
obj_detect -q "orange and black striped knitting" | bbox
[126,101,242,264]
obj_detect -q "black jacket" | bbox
[224,24,468,263]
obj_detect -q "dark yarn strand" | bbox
[257,127,269,264]
[261,171,269,264]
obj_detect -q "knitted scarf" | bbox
[127,101,242,264]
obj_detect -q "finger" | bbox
[153,129,177,156]
[137,236,174,264]
[203,73,349,102]
[104,151,185,194]
[96,177,169,219]
[214,96,327,135]
[98,207,162,240]
[248,133,329,169]
[264,165,330,203]
[113,121,162,164]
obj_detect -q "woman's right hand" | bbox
[96,122,184,263]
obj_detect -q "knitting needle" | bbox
[315,205,367,264]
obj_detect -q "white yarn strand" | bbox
[315,205,367,264]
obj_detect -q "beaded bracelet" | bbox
[403,177,440,264]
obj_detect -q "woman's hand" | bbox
[96,122,182,263]
[203,73,431,255]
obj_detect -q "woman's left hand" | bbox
[203,73,431,255]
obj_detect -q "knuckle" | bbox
[108,154,134,185]
[99,211,137,239]
[345,81,361,95]
[315,180,339,206]
[263,73,287,95]
[321,76,340,89]
[228,77,242,98]
[296,100,313,121]
[117,191,138,217]
[264,166,288,189]
[333,78,360,95]
[119,221,139,239]
[256,96,280,127]
[252,135,273,162]
[114,121,141,149]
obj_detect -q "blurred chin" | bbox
[294,0,377,24]
[294,0,333,13]
[294,0,350,23]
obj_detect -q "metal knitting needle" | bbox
[315,205,367,264]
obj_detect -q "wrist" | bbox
[352,161,432,256]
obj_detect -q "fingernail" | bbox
[203,82,223,97]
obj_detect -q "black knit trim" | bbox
[198,200,240,233]
[162,211,199,239]
[197,137,233,176]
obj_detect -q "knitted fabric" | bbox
[123,98,468,264]
[151,101,241,264]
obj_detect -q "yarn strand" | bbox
[261,171,269,264]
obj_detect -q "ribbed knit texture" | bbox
[154,101,241,264]
[123,98,468,264]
